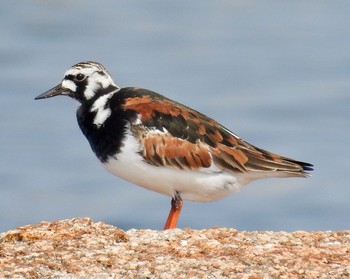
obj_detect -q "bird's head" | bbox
[35,61,119,103]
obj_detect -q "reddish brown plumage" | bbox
[123,88,312,177]
[35,61,313,230]
[132,127,212,170]
[124,95,190,121]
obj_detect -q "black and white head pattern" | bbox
[61,61,119,103]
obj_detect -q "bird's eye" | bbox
[75,73,86,82]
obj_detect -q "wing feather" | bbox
[132,127,212,170]
[122,87,313,176]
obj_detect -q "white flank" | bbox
[103,130,245,202]
[90,92,115,127]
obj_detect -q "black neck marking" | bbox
[76,88,138,162]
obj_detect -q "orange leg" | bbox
[163,196,183,230]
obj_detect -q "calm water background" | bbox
[1,1,349,233]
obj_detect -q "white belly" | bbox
[102,132,245,202]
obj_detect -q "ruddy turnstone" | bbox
[35,61,313,229]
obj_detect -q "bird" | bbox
[35,61,313,230]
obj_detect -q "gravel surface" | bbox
[0,218,349,278]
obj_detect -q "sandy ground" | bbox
[0,218,349,278]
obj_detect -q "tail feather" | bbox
[243,144,313,178]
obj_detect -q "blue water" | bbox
[1,1,349,233]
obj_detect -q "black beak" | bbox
[35,84,70,100]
